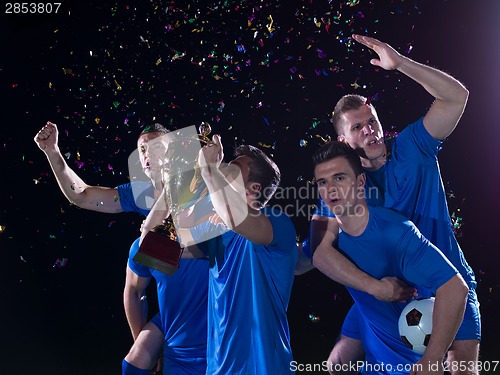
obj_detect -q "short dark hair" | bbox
[312,141,364,176]
[330,94,372,135]
[234,145,280,206]
[140,123,170,136]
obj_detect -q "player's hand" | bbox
[34,121,59,152]
[373,276,418,302]
[352,34,404,71]
[198,134,223,173]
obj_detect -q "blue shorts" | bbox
[455,288,481,341]
[341,288,481,342]
[148,313,206,374]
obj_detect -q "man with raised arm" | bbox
[34,122,209,375]
[308,34,479,375]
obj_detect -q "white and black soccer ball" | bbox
[398,297,434,355]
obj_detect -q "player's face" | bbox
[137,132,167,179]
[337,105,385,163]
[314,156,365,217]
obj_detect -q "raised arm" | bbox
[352,34,469,140]
[311,215,416,302]
[34,121,123,213]
[198,135,273,245]
[411,274,468,375]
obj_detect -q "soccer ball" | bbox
[398,297,434,355]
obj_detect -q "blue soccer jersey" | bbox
[314,119,480,341]
[128,238,209,374]
[314,118,475,288]
[118,182,209,374]
[338,206,458,374]
[190,207,298,375]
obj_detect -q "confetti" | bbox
[53,258,69,268]
[308,313,320,323]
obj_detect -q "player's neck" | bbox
[337,202,369,237]
[361,144,388,172]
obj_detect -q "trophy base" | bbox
[134,229,182,275]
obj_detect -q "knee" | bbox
[445,341,480,375]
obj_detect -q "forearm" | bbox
[313,242,379,293]
[200,168,248,229]
[44,147,90,205]
[123,287,148,340]
[140,191,170,245]
[295,242,315,276]
[424,275,468,361]
[397,56,468,104]
[310,217,376,290]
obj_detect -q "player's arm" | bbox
[311,215,416,302]
[294,241,315,276]
[352,34,469,140]
[139,189,170,245]
[411,274,468,375]
[123,265,152,340]
[34,121,123,213]
[198,135,273,245]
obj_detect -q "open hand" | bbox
[352,34,404,71]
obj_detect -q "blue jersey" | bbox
[118,181,156,216]
[315,118,475,288]
[190,207,298,375]
[118,182,209,374]
[338,206,458,373]
[128,238,209,371]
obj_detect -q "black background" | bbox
[1,1,499,374]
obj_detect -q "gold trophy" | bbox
[134,123,212,274]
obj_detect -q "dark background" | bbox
[1,1,499,374]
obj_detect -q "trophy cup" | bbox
[134,123,212,274]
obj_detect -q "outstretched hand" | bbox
[352,34,404,71]
[34,121,59,152]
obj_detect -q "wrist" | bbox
[366,279,383,297]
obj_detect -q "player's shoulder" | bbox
[262,206,293,225]
[262,206,296,237]
[370,206,415,231]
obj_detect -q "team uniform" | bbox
[190,207,298,375]
[337,206,459,374]
[314,118,480,340]
[118,182,209,375]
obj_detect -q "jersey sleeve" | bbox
[127,237,153,278]
[398,222,458,292]
[394,117,444,161]
[117,181,154,216]
[266,208,297,254]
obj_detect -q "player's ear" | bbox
[357,172,366,188]
[249,182,261,193]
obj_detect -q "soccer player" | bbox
[142,135,298,374]
[313,141,468,375]
[34,122,209,374]
[308,34,480,375]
